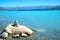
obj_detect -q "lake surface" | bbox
[0,10,60,31]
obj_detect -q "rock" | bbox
[5,20,33,36]
[2,32,8,38]
[22,33,28,37]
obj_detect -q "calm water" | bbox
[0,10,60,31]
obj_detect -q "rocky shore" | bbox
[0,29,60,40]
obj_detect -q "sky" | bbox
[0,0,60,7]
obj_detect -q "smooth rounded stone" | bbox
[2,32,8,38]
[22,33,28,37]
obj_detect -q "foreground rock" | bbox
[2,20,33,38]
[2,32,8,38]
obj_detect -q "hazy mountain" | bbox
[0,5,60,11]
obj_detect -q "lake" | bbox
[0,10,60,31]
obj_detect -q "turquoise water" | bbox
[0,10,60,31]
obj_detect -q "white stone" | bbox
[2,32,8,38]
[22,33,28,37]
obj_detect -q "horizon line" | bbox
[0,5,60,7]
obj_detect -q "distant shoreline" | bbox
[0,9,60,11]
[0,5,60,11]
